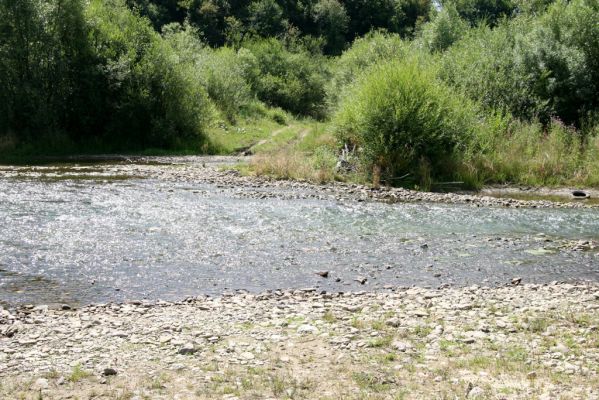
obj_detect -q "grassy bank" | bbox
[228,114,599,190]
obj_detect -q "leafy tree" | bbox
[241,38,329,117]
[126,0,186,29]
[343,0,431,40]
[0,0,99,141]
[420,2,469,52]
[87,0,212,148]
[248,0,287,37]
[441,0,599,127]
[184,0,232,46]
[442,0,516,26]
[313,0,349,54]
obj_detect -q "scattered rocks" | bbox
[527,371,537,380]
[1,283,598,399]
[467,386,485,399]
[33,378,49,390]
[239,352,255,360]
[512,277,522,286]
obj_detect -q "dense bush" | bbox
[241,39,329,118]
[164,25,253,122]
[327,32,413,106]
[334,59,481,184]
[440,0,599,127]
[0,0,212,151]
[0,0,99,141]
[419,2,469,52]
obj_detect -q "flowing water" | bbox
[1,159,598,307]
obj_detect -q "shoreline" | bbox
[2,283,599,399]
[2,156,598,210]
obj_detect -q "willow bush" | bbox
[334,59,482,186]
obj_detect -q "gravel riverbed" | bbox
[2,284,599,399]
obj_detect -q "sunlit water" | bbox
[1,162,598,306]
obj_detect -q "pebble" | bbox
[297,325,319,335]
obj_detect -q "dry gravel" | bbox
[2,283,599,399]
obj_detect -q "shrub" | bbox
[240,38,329,118]
[334,59,481,185]
[87,0,212,149]
[327,32,413,107]
[441,0,599,127]
[419,2,469,52]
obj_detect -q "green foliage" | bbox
[241,38,329,117]
[335,59,481,184]
[344,0,432,41]
[0,0,212,152]
[419,2,469,52]
[442,0,517,26]
[313,0,349,55]
[122,0,433,54]
[327,32,413,106]
[516,0,599,125]
[164,25,252,122]
[0,0,98,140]
[461,118,599,187]
[126,0,186,30]
[441,0,599,127]
[248,0,287,37]
[86,0,212,149]
[185,0,232,46]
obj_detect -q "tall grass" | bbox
[249,148,338,183]
[461,118,599,187]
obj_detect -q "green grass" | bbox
[68,365,91,383]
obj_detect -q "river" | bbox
[1,157,598,307]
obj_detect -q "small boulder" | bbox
[178,343,198,355]
[297,324,319,335]
[102,368,118,377]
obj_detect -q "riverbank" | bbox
[2,284,599,399]
[2,156,598,210]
